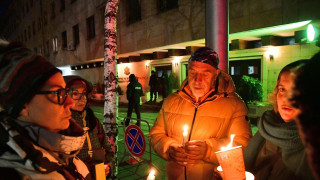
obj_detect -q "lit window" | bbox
[53,37,58,53]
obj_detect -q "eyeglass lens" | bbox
[71,90,87,100]
[58,89,68,105]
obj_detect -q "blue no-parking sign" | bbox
[124,125,146,157]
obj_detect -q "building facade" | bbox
[1,0,320,103]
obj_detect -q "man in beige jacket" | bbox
[148,47,252,180]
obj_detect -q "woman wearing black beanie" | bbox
[0,40,91,179]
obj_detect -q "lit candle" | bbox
[221,134,235,151]
[146,169,155,180]
[182,125,188,146]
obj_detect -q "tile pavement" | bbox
[91,104,166,180]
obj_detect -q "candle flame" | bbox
[183,125,188,136]
[221,134,235,151]
[149,169,155,176]
[183,125,188,132]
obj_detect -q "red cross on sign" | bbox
[124,125,146,157]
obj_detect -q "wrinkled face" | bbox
[22,73,74,132]
[188,61,220,101]
[277,72,301,122]
[70,87,87,112]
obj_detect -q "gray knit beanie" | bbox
[0,40,61,117]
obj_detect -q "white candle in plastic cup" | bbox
[146,169,155,180]
[182,125,188,146]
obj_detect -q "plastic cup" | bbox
[215,146,246,180]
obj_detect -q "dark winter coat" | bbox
[149,73,158,88]
[126,79,143,103]
[244,110,314,180]
[71,108,115,175]
[0,113,90,180]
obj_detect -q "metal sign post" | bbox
[119,117,157,175]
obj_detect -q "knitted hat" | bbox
[0,41,61,117]
[189,47,219,69]
[64,75,93,93]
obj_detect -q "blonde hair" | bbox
[269,60,307,113]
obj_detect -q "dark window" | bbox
[126,0,141,25]
[229,59,261,89]
[22,5,25,16]
[26,2,29,13]
[38,18,42,30]
[62,31,67,49]
[73,24,80,46]
[46,40,49,56]
[86,15,95,39]
[30,0,33,7]
[32,21,36,35]
[283,36,295,45]
[43,12,48,26]
[157,0,178,13]
[51,2,55,19]
[28,26,31,39]
[60,0,65,11]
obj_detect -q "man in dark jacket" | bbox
[149,70,158,102]
[125,74,143,127]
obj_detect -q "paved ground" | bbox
[91,102,258,180]
[91,103,166,180]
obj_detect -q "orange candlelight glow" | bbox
[221,134,235,151]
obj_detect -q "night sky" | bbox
[0,0,10,18]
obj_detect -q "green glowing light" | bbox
[307,24,315,42]
[230,20,311,39]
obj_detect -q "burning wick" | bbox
[182,125,188,146]
[221,134,235,151]
[146,169,155,180]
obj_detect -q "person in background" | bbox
[149,70,158,102]
[244,60,314,180]
[148,47,252,180]
[0,40,91,179]
[64,75,115,179]
[288,52,320,180]
[161,71,169,100]
[124,74,143,127]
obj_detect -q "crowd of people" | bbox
[1,38,320,180]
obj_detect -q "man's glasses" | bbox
[70,90,87,100]
[36,88,70,105]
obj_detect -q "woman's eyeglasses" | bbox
[36,88,88,105]
[36,88,70,105]
[70,90,87,100]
